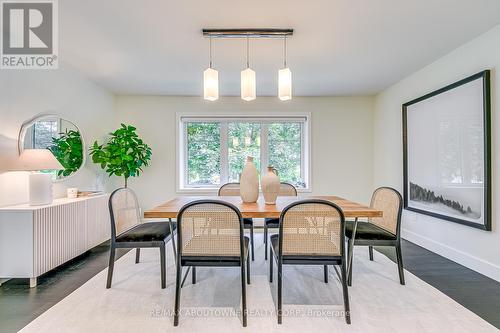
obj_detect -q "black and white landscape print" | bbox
[403,71,491,230]
[409,182,481,220]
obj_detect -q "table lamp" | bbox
[17,149,64,206]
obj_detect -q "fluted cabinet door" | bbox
[33,201,87,276]
[86,195,110,249]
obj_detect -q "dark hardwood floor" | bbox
[1,239,499,332]
[376,240,500,329]
[0,243,130,333]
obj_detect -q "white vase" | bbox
[240,156,259,203]
[261,166,280,205]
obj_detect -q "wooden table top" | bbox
[144,195,382,219]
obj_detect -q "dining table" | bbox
[144,195,383,281]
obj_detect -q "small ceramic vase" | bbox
[261,166,280,204]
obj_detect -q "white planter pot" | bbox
[261,167,280,205]
[240,156,259,203]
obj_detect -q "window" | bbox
[179,115,310,191]
[228,122,261,182]
[32,120,59,149]
[186,122,221,185]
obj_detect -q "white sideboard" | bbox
[0,194,110,287]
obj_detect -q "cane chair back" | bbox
[109,188,142,240]
[218,183,241,196]
[279,182,298,196]
[177,200,244,257]
[368,187,402,235]
[279,200,345,257]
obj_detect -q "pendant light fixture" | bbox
[241,34,256,101]
[278,35,292,101]
[203,35,219,101]
[202,28,293,101]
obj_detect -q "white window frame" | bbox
[176,113,311,193]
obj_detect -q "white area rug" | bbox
[19,235,497,333]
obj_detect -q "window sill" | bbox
[176,188,220,195]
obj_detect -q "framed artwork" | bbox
[403,70,491,231]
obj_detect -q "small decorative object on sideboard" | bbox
[67,187,78,199]
[261,166,280,204]
[240,156,259,203]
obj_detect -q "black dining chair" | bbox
[173,199,250,327]
[106,187,174,289]
[269,199,350,324]
[345,187,405,286]
[218,182,255,261]
[264,182,297,260]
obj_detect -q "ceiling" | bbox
[60,0,500,96]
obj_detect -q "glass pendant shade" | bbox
[278,67,292,101]
[241,67,256,101]
[203,67,219,101]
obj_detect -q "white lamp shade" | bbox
[204,67,219,101]
[241,67,256,101]
[17,149,64,171]
[279,67,292,101]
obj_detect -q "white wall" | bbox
[116,96,375,211]
[374,25,500,281]
[0,63,116,207]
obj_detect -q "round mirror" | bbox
[18,114,85,181]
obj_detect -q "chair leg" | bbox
[277,261,283,324]
[250,224,255,261]
[192,266,196,285]
[247,252,251,285]
[323,265,328,283]
[135,248,141,263]
[169,218,177,266]
[241,260,247,327]
[106,246,116,289]
[341,261,351,324]
[347,239,353,286]
[396,242,405,285]
[174,265,182,326]
[369,246,374,261]
[264,224,268,260]
[269,247,274,283]
[160,244,166,289]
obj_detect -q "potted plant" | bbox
[90,124,152,187]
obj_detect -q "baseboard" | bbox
[402,228,500,282]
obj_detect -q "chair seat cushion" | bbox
[265,218,279,227]
[243,218,253,227]
[345,221,396,240]
[182,236,250,260]
[116,222,172,243]
[270,234,341,260]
